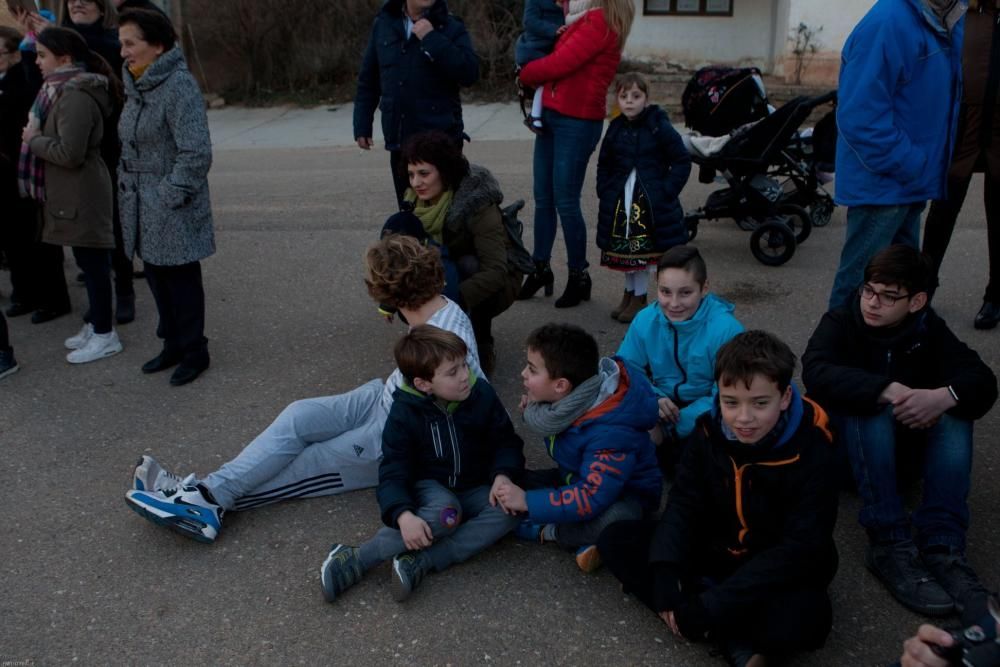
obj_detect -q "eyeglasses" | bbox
[858,284,911,307]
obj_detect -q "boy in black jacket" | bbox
[599,331,839,667]
[803,245,998,622]
[319,325,524,603]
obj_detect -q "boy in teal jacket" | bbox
[617,246,743,467]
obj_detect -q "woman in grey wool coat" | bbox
[117,8,214,386]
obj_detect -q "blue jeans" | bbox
[828,203,926,310]
[836,407,973,550]
[358,480,520,572]
[531,109,603,271]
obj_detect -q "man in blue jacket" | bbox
[353,0,479,203]
[828,0,965,310]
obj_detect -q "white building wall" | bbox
[626,0,780,71]
[626,0,877,85]
[774,0,875,83]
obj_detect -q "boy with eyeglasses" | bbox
[803,245,997,622]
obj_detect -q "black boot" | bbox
[555,270,592,309]
[974,301,1000,330]
[517,261,554,300]
[116,293,135,324]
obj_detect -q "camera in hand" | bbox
[932,595,1000,667]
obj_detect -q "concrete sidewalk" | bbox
[208,102,529,150]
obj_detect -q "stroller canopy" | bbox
[682,66,770,137]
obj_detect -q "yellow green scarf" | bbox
[404,188,453,244]
[128,62,152,80]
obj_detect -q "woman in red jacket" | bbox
[516,0,634,308]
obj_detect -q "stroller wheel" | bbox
[809,194,835,227]
[735,217,758,232]
[777,204,812,244]
[750,221,796,266]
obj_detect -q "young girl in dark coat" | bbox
[596,73,692,323]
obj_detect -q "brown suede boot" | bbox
[610,290,633,320]
[617,294,647,323]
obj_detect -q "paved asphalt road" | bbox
[1,105,998,666]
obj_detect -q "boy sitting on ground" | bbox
[599,331,839,667]
[803,244,997,622]
[616,246,743,470]
[493,323,662,573]
[320,325,524,602]
[124,236,483,544]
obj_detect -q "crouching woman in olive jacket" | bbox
[397,131,523,375]
[22,27,122,364]
[118,9,214,386]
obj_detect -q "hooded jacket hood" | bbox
[446,164,503,231]
[574,357,659,432]
[63,72,113,119]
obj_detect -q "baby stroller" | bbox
[682,67,837,225]
[682,81,837,266]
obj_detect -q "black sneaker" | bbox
[866,541,954,616]
[319,544,364,603]
[922,548,991,623]
[390,551,427,602]
[0,348,19,380]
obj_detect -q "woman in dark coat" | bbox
[922,0,1000,330]
[395,131,522,374]
[118,9,214,386]
[59,0,136,323]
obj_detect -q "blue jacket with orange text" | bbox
[525,357,662,524]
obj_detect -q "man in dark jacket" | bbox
[923,0,1000,330]
[353,0,479,203]
[804,245,998,623]
[319,325,523,604]
[600,331,839,666]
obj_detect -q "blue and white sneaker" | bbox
[132,455,185,492]
[125,485,223,543]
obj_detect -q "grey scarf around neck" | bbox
[522,374,604,435]
[923,0,968,31]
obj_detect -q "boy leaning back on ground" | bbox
[124,236,483,543]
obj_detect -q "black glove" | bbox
[674,596,712,641]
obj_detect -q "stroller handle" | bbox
[805,90,838,109]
